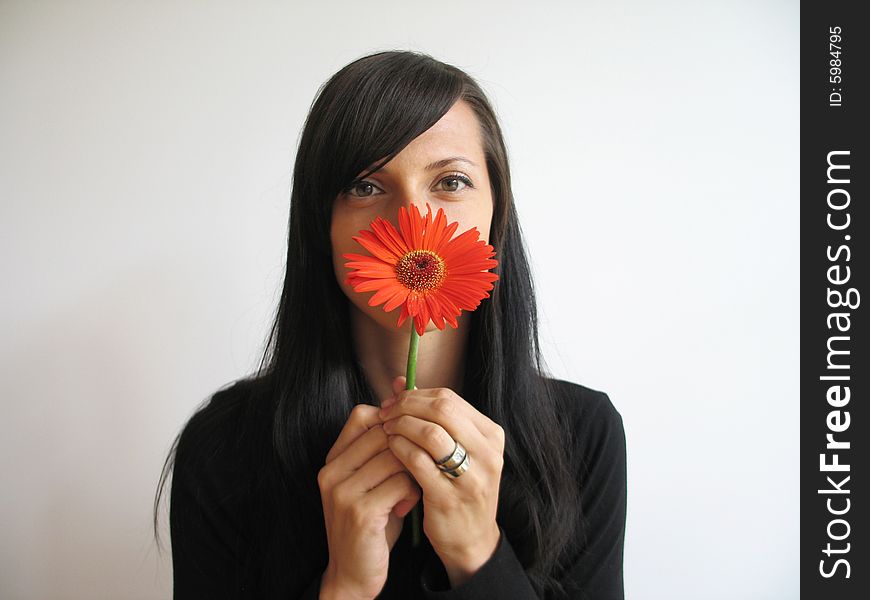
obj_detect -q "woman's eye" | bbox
[344,174,473,197]
[345,181,382,198]
[437,174,474,193]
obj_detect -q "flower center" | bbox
[395,250,446,292]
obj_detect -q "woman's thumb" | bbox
[392,375,407,395]
[392,375,417,395]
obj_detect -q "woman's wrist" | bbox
[319,567,374,600]
[440,524,501,588]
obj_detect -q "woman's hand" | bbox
[317,397,422,600]
[378,376,505,588]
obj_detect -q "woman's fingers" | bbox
[326,404,384,464]
[322,424,391,491]
[366,471,421,519]
[342,447,407,494]
[381,387,501,442]
[330,449,420,531]
[390,375,417,397]
[382,414,457,468]
[379,389,492,468]
[391,376,407,397]
[326,380,420,466]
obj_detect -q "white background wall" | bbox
[0,1,799,598]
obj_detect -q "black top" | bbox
[169,376,627,599]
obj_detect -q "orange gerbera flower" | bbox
[342,202,499,337]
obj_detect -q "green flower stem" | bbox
[406,319,419,391]
[406,318,422,547]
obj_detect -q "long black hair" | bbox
[154,50,582,598]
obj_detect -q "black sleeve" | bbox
[169,397,325,599]
[297,574,324,600]
[417,388,627,600]
[420,525,540,599]
[560,390,627,600]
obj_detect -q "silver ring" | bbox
[435,441,466,471]
[441,452,470,478]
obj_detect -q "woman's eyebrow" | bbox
[424,156,477,170]
[362,156,477,177]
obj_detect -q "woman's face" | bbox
[331,99,495,335]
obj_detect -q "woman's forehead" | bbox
[360,102,485,175]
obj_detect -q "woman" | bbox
[154,50,627,599]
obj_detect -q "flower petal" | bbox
[450,273,499,286]
[352,278,397,292]
[342,252,386,264]
[352,272,396,281]
[426,209,447,252]
[424,294,446,329]
[440,228,484,261]
[421,203,437,251]
[433,291,462,322]
[409,204,424,249]
[368,282,404,307]
[352,231,401,264]
[446,261,499,275]
[440,287,484,310]
[397,302,410,327]
[370,217,409,258]
[418,295,430,331]
[445,246,498,269]
[344,263,394,274]
[383,286,410,312]
[406,292,421,317]
[432,220,460,251]
[414,312,427,336]
[398,206,415,249]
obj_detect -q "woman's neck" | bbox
[350,305,471,404]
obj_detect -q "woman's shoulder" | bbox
[172,375,273,486]
[177,377,265,446]
[543,376,623,428]
[541,376,626,468]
